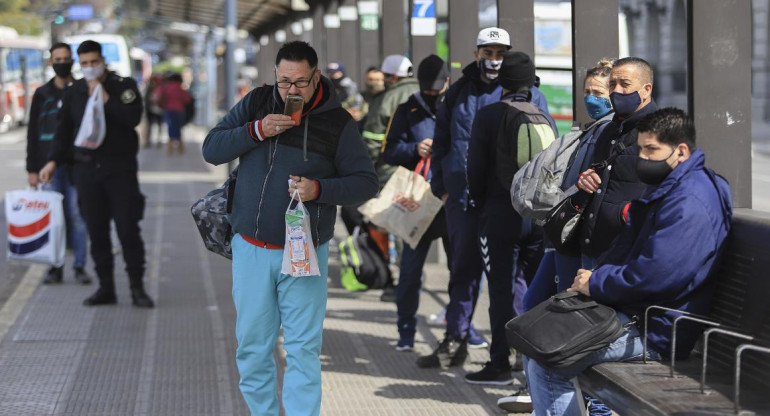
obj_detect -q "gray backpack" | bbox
[511,116,611,223]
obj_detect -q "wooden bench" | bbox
[578,209,770,415]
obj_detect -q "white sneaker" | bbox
[497,386,533,413]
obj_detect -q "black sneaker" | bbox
[464,362,514,385]
[379,285,396,302]
[73,268,92,285]
[497,386,533,412]
[416,334,468,368]
[131,288,155,308]
[83,289,117,306]
[43,267,63,284]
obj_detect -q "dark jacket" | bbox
[27,78,69,173]
[430,62,556,205]
[589,149,732,359]
[579,101,658,257]
[202,78,379,247]
[362,77,420,186]
[382,92,436,177]
[467,92,555,230]
[49,72,143,174]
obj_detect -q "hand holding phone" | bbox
[284,95,304,125]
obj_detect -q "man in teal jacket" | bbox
[202,41,378,416]
[527,108,733,415]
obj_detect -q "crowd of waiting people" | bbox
[233,27,728,415]
[28,29,732,416]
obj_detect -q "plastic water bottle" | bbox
[388,233,397,265]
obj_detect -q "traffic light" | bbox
[53,15,65,25]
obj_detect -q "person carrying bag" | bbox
[358,157,442,249]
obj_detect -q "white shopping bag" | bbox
[74,83,106,149]
[281,190,321,277]
[358,158,443,249]
[5,188,66,267]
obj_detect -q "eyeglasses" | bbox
[275,67,316,89]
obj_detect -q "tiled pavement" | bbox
[0,125,528,415]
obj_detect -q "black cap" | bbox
[417,54,450,92]
[499,51,536,92]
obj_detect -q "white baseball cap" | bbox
[477,27,511,48]
[381,54,413,77]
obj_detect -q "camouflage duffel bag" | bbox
[191,167,238,259]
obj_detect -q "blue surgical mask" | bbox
[583,95,612,119]
[609,90,641,117]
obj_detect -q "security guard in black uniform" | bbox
[40,40,154,308]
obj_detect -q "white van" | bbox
[65,34,132,79]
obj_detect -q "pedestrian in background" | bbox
[202,41,378,416]
[154,72,191,155]
[26,42,91,285]
[143,73,164,148]
[39,39,153,308]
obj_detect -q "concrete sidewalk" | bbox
[0,125,527,415]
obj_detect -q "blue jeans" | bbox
[43,167,87,268]
[525,313,662,416]
[523,250,582,312]
[231,234,329,416]
[164,110,185,139]
[396,211,450,338]
[443,198,484,339]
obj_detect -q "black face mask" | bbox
[637,148,676,185]
[421,92,442,114]
[52,62,73,78]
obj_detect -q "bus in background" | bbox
[534,2,629,133]
[65,34,132,79]
[0,26,48,133]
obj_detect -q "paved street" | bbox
[0,125,524,415]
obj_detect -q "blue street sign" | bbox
[68,4,94,21]
[412,0,435,18]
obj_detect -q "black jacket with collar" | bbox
[26,78,69,173]
[579,100,658,258]
[49,72,143,173]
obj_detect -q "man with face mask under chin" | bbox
[575,57,659,268]
[527,107,733,416]
[39,40,152,308]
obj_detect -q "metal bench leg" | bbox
[734,344,770,414]
[701,328,753,394]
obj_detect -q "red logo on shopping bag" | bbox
[11,198,50,212]
[392,192,420,212]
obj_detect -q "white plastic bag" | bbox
[281,190,321,277]
[358,158,443,249]
[74,83,106,149]
[5,188,66,267]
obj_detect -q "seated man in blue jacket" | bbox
[526,108,733,415]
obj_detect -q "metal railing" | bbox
[642,305,767,414]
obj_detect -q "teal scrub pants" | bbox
[231,233,330,416]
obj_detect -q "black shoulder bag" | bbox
[504,291,626,370]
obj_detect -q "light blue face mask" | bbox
[584,94,613,119]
